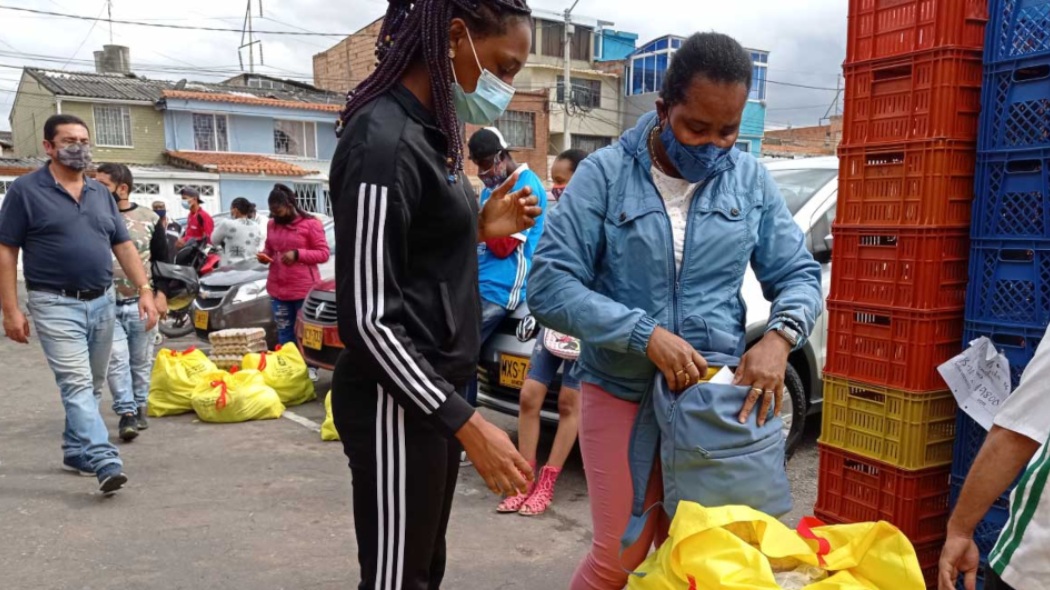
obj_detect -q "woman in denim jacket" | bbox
[526,33,823,589]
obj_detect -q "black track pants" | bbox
[332,370,462,590]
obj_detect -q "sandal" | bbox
[519,465,562,516]
[497,460,536,513]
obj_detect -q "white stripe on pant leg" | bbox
[375,390,388,590]
[395,403,406,590]
[384,390,397,590]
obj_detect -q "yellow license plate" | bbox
[193,309,209,331]
[498,354,531,390]
[303,324,324,351]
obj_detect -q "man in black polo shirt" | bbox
[0,114,158,495]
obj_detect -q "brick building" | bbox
[313,19,551,184]
[311,19,383,94]
[762,116,843,158]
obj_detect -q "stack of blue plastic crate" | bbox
[955,0,1050,586]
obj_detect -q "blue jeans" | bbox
[272,298,304,346]
[27,289,122,473]
[107,300,153,415]
[466,299,510,407]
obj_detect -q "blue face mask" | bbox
[451,29,515,125]
[181,200,192,211]
[658,122,732,184]
[155,209,167,219]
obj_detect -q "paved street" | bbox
[0,315,818,589]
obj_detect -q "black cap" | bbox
[468,127,510,160]
[179,186,200,199]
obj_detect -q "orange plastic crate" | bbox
[815,444,951,545]
[828,226,969,310]
[819,375,957,470]
[841,49,984,146]
[824,302,962,392]
[837,140,976,227]
[846,0,988,64]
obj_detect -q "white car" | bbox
[476,156,839,456]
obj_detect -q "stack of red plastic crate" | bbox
[814,1,989,586]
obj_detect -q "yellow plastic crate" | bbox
[819,374,957,470]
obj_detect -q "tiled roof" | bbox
[166,151,318,176]
[26,68,172,101]
[161,88,343,113]
[0,156,46,176]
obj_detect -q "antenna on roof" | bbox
[238,0,263,74]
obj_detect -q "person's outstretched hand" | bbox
[456,412,534,496]
[478,170,542,242]
[938,533,981,590]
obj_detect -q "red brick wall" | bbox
[763,116,843,156]
[312,19,383,92]
[462,90,551,187]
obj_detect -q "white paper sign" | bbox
[937,337,1012,430]
[708,365,735,385]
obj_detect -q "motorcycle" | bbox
[155,238,220,339]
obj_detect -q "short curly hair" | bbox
[660,32,753,107]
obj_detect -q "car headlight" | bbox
[231,279,268,305]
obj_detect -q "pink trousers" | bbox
[570,383,669,590]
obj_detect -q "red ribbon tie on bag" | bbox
[796,516,831,567]
[211,379,228,411]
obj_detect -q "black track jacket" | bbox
[330,84,480,437]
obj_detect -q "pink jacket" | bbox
[263,215,330,301]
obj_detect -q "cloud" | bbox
[0,0,846,131]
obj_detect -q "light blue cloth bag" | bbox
[621,354,792,550]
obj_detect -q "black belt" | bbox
[27,284,108,302]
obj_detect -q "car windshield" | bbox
[768,168,837,215]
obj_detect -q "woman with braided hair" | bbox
[329,1,539,587]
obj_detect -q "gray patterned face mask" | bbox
[55,143,93,171]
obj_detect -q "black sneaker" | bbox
[118,413,139,442]
[136,406,149,431]
[97,465,128,495]
[62,456,94,477]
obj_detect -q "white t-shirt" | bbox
[212,217,264,266]
[650,166,702,270]
[989,324,1050,589]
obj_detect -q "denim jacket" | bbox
[527,112,823,403]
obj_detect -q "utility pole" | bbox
[239,0,264,74]
[562,0,581,152]
[106,0,114,44]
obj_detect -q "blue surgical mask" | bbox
[181,200,192,211]
[658,122,732,184]
[155,209,167,219]
[451,29,515,125]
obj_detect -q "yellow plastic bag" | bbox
[321,390,340,441]
[628,502,925,590]
[191,369,285,423]
[241,345,316,407]
[148,347,217,417]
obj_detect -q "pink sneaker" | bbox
[519,465,561,516]
[496,460,536,513]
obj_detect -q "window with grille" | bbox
[93,105,133,147]
[735,140,753,153]
[495,111,535,149]
[557,76,602,109]
[132,183,161,195]
[193,113,229,152]
[173,184,216,197]
[572,134,613,154]
[0,180,11,195]
[274,120,318,158]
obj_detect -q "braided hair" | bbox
[338,0,531,181]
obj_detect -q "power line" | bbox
[0,5,351,36]
[60,1,108,71]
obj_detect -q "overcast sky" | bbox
[0,0,847,133]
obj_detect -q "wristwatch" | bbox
[774,324,800,348]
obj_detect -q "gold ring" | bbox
[676,369,687,377]
[751,387,763,393]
